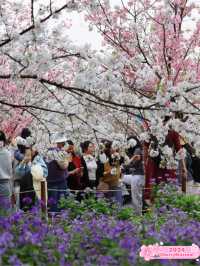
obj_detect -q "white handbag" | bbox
[31,164,47,203]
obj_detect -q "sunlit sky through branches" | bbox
[65,0,198,50]
[33,0,199,50]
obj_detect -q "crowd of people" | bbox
[0,124,199,215]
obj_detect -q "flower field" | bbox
[0,183,200,266]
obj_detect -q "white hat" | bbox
[52,132,67,143]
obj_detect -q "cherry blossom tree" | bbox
[74,0,200,192]
[1,0,200,159]
[0,0,83,138]
[0,0,131,142]
[75,0,200,146]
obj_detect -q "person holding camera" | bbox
[15,145,48,210]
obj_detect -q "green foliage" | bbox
[155,183,200,221]
[59,194,118,220]
[1,184,200,266]
[116,207,136,220]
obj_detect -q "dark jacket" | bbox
[80,156,90,188]
[47,160,68,184]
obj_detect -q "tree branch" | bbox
[0,2,73,47]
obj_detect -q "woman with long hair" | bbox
[80,141,97,189]
[98,141,123,205]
